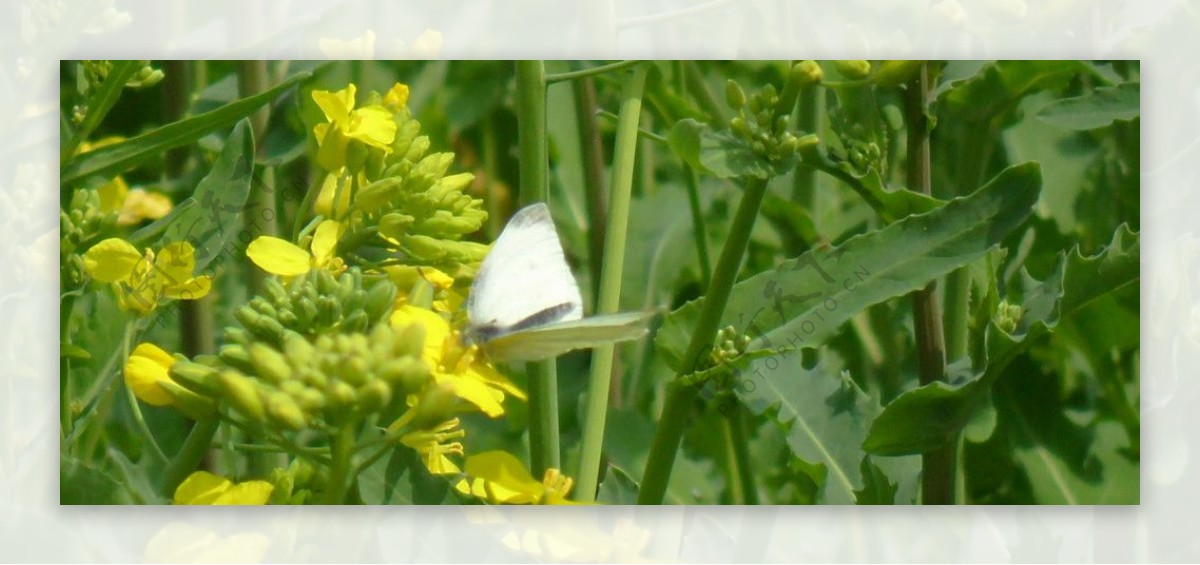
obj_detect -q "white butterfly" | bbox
[466,203,654,362]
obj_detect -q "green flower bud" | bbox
[267,392,308,430]
[341,310,369,333]
[218,345,256,375]
[363,281,399,322]
[158,380,217,420]
[327,381,357,407]
[354,177,404,212]
[169,359,223,396]
[725,80,747,110]
[356,380,392,412]
[249,342,292,384]
[790,60,824,89]
[391,119,422,157]
[730,116,750,139]
[379,213,415,242]
[873,60,923,88]
[834,60,872,80]
[294,387,326,412]
[220,371,266,423]
[283,332,315,367]
[403,136,431,164]
[268,469,294,505]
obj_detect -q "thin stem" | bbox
[639,176,770,504]
[516,60,561,475]
[574,74,608,296]
[125,383,168,463]
[161,417,219,499]
[791,88,820,202]
[60,293,77,437]
[596,110,668,143]
[576,65,647,502]
[683,62,729,125]
[321,418,359,504]
[545,60,643,84]
[727,406,758,504]
[905,64,954,505]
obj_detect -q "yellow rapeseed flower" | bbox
[83,239,212,315]
[456,450,579,505]
[246,219,345,277]
[390,304,524,417]
[82,136,172,226]
[400,418,466,476]
[312,84,396,171]
[173,471,273,505]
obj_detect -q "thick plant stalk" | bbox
[905,63,955,505]
[161,417,219,499]
[515,60,560,475]
[575,65,647,502]
[638,176,769,505]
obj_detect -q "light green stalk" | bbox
[575,65,647,502]
[515,60,560,475]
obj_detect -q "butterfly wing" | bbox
[481,311,656,362]
[468,203,584,330]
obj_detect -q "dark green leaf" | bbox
[936,61,1087,123]
[854,458,899,505]
[61,71,311,185]
[655,163,1041,371]
[357,448,415,505]
[61,455,131,505]
[138,119,254,275]
[732,352,918,504]
[863,225,1139,456]
[596,464,640,505]
[1037,83,1140,130]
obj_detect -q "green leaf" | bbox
[61,70,311,185]
[596,464,640,505]
[1037,83,1140,130]
[357,448,416,505]
[935,61,1088,123]
[60,455,131,504]
[603,409,720,504]
[135,119,255,275]
[854,458,899,505]
[655,163,1042,371]
[667,118,793,180]
[732,352,917,504]
[61,61,142,160]
[60,342,91,360]
[863,225,1139,456]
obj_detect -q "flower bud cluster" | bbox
[230,268,397,349]
[725,80,802,164]
[61,189,115,288]
[172,320,430,431]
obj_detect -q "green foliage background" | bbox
[59,60,1139,505]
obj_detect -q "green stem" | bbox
[161,417,219,499]
[726,405,758,504]
[683,61,729,124]
[61,61,141,163]
[573,74,609,296]
[545,60,643,84]
[638,176,770,504]
[905,64,954,505]
[60,293,77,437]
[791,88,820,203]
[321,419,359,504]
[516,60,561,475]
[576,66,647,502]
[720,413,744,503]
[125,383,168,463]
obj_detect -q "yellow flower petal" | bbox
[310,219,342,268]
[312,85,356,124]
[213,481,274,505]
[383,83,409,113]
[162,275,212,301]
[463,451,544,504]
[346,106,397,148]
[174,471,231,505]
[155,241,197,287]
[468,363,527,402]
[97,176,129,214]
[436,373,504,417]
[118,189,172,225]
[391,305,451,356]
[124,342,176,406]
[247,236,311,276]
[83,238,142,283]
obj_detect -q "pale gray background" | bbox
[6,0,1192,561]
